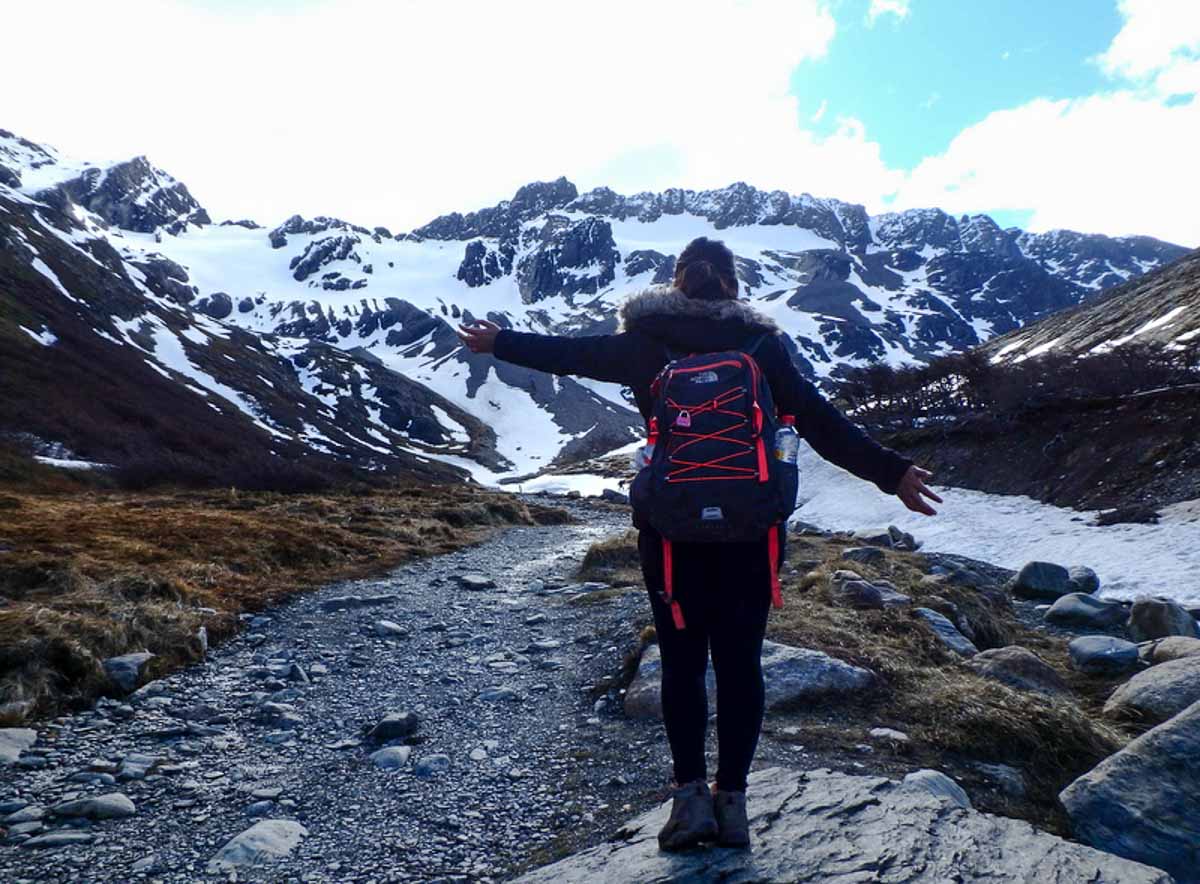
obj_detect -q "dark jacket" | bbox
[494,285,912,495]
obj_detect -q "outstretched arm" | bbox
[764,337,941,515]
[458,320,658,386]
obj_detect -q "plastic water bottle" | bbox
[632,441,655,471]
[774,416,799,464]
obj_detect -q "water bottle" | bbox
[774,415,799,464]
[632,441,655,471]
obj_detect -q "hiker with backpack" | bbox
[457,236,941,851]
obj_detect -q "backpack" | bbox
[630,334,799,629]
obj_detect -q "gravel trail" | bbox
[0,501,673,882]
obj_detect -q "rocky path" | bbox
[0,501,674,882]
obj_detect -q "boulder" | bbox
[1011,562,1073,600]
[1069,636,1141,676]
[841,547,885,567]
[1103,656,1200,724]
[207,820,308,873]
[830,579,884,610]
[914,608,978,657]
[456,574,496,591]
[624,641,874,720]
[368,711,419,743]
[1128,598,1198,642]
[1068,566,1101,594]
[1061,697,1200,882]
[0,728,36,765]
[368,746,412,770]
[52,793,136,820]
[102,652,155,693]
[1044,593,1128,630]
[902,769,971,808]
[966,646,1067,695]
[514,767,1171,884]
[1142,636,1200,665]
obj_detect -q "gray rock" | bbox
[479,686,523,702]
[1103,656,1200,724]
[841,546,885,566]
[1129,598,1198,642]
[5,805,45,824]
[514,767,1170,884]
[624,641,874,720]
[868,727,909,745]
[117,753,161,780]
[599,488,629,505]
[830,579,884,609]
[207,819,308,873]
[456,574,496,590]
[319,594,398,612]
[414,754,450,777]
[970,762,1027,798]
[102,652,155,693]
[1069,636,1141,676]
[22,831,96,849]
[0,728,36,765]
[966,646,1067,695]
[52,792,136,820]
[1044,593,1129,629]
[1012,561,1074,600]
[902,769,971,808]
[369,746,412,770]
[1062,697,1200,882]
[368,711,419,743]
[374,620,407,637]
[246,801,275,817]
[914,608,979,657]
[1142,635,1200,665]
[1068,565,1101,594]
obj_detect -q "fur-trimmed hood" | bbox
[619,284,778,333]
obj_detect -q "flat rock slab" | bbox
[207,819,308,873]
[625,642,874,720]
[0,728,36,765]
[102,652,155,693]
[1062,697,1200,883]
[915,607,979,657]
[515,767,1171,884]
[52,792,136,819]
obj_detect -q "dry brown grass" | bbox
[584,529,1133,831]
[576,529,642,586]
[0,482,568,723]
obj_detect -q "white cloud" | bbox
[866,0,910,26]
[3,0,850,231]
[894,92,1200,246]
[1098,0,1200,83]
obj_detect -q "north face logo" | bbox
[700,506,724,521]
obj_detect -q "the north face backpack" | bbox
[630,334,799,628]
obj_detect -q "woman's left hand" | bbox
[896,465,943,516]
[457,320,502,354]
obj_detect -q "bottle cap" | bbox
[781,415,796,426]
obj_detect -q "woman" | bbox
[458,237,940,851]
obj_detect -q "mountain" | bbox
[0,128,1188,480]
[984,247,1200,363]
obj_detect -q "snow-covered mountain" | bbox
[0,128,1188,481]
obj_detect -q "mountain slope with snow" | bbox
[1,128,1189,480]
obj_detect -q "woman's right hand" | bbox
[457,320,502,354]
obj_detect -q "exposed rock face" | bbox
[515,217,620,303]
[624,642,874,720]
[1129,598,1198,643]
[1062,697,1200,883]
[1103,656,1200,724]
[966,646,1067,695]
[515,767,1172,884]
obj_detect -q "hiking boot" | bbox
[713,789,750,848]
[657,780,718,851]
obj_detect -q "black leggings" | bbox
[638,528,780,792]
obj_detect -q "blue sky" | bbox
[5,0,1199,244]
